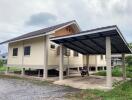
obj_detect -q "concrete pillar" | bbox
[122,53,126,80]
[43,35,49,79]
[95,66,98,72]
[59,44,64,80]
[106,37,112,88]
[5,67,9,75]
[86,54,89,76]
[38,69,41,77]
[21,68,25,76]
[77,67,80,72]
[67,66,70,76]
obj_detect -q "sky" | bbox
[0,0,132,53]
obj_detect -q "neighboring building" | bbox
[111,54,132,67]
[0,20,107,75]
[0,52,8,64]
[111,55,122,66]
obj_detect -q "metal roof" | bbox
[0,20,79,44]
[51,25,132,54]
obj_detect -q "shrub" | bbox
[0,60,3,67]
[125,56,132,66]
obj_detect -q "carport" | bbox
[51,25,131,89]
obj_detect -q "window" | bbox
[74,51,78,57]
[13,48,18,56]
[56,46,70,56]
[50,44,55,49]
[101,55,103,60]
[24,46,31,56]
[64,48,70,56]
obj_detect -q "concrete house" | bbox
[1,21,106,73]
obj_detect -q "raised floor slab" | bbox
[54,75,123,90]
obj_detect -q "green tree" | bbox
[125,56,132,66]
[0,60,3,67]
[129,43,132,49]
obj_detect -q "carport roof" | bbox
[51,25,132,54]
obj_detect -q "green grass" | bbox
[93,66,132,78]
[67,80,132,100]
[0,66,21,72]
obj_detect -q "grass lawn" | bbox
[67,79,132,100]
[0,66,21,72]
[93,66,132,78]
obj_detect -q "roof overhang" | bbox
[51,25,132,55]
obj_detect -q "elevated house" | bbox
[0,20,106,72]
[0,20,131,89]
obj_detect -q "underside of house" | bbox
[0,20,131,89]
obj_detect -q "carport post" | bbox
[21,68,25,76]
[106,37,112,89]
[122,53,126,80]
[86,54,89,76]
[5,67,9,75]
[43,35,49,79]
[59,44,64,80]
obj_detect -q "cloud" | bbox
[26,12,57,26]
[0,0,132,53]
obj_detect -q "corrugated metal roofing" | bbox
[0,20,77,44]
[51,25,132,54]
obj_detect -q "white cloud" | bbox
[0,0,132,53]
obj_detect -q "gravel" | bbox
[0,78,79,100]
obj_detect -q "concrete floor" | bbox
[54,75,123,90]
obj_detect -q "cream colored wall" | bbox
[23,37,44,66]
[83,55,96,66]
[8,41,23,65]
[8,37,45,66]
[48,41,84,67]
[96,55,106,66]
[68,50,83,67]
[48,42,59,66]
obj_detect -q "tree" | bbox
[125,56,132,66]
[0,60,3,67]
[129,43,132,49]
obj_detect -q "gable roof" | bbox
[0,20,80,44]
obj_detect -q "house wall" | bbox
[8,37,45,66]
[83,55,96,66]
[8,41,23,65]
[68,51,83,67]
[96,55,106,66]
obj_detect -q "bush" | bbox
[0,60,3,67]
[125,56,132,66]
